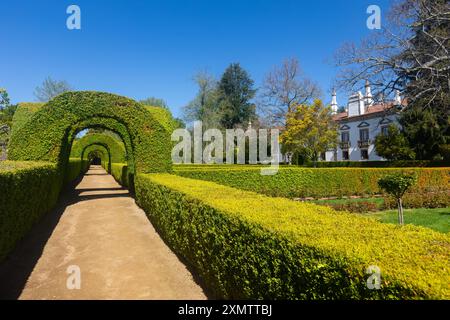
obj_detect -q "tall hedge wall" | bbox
[174,166,449,198]
[8,91,172,174]
[70,133,126,163]
[135,174,450,299]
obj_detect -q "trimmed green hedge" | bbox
[174,166,449,198]
[8,91,172,174]
[136,174,450,299]
[308,160,450,168]
[110,163,132,188]
[70,133,126,164]
[0,159,88,261]
[0,161,61,261]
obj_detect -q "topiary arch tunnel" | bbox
[8,91,173,175]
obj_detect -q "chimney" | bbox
[347,91,366,117]
[394,90,402,106]
[331,89,338,114]
[364,80,374,106]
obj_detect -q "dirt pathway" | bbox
[0,165,206,300]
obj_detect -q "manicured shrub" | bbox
[135,173,450,299]
[0,161,61,261]
[64,158,90,184]
[308,160,450,168]
[383,189,450,209]
[70,133,127,164]
[110,163,133,188]
[8,91,173,174]
[174,166,449,198]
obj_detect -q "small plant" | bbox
[378,173,417,225]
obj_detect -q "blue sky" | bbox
[1,0,390,118]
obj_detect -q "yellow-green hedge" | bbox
[0,159,88,261]
[136,173,450,299]
[110,163,132,188]
[174,166,449,198]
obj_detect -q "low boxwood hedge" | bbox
[135,174,450,299]
[174,166,449,198]
[0,159,88,261]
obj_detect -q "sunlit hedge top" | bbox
[70,133,126,163]
[8,91,173,173]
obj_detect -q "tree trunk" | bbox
[397,198,404,225]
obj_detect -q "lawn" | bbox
[365,207,450,233]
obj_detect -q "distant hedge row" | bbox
[110,163,132,188]
[174,167,449,198]
[136,174,450,299]
[306,160,450,168]
[0,160,88,261]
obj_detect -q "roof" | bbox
[332,100,406,122]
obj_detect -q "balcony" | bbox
[339,141,351,149]
[358,139,371,148]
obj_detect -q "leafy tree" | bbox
[217,63,256,128]
[258,57,321,126]
[374,124,415,160]
[399,105,449,160]
[34,76,72,102]
[378,173,417,225]
[183,71,224,128]
[140,97,168,109]
[280,100,338,166]
[0,88,10,108]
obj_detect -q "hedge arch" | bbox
[84,145,108,164]
[71,133,126,164]
[81,143,112,172]
[8,91,172,174]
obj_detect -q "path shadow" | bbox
[0,170,130,299]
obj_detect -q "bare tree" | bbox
[335,0,450,108]
[34,77,72,102]
[258,58,322,126]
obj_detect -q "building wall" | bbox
[325,114,399,162]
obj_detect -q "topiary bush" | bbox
[8,91,173,174]
[135,173,450,299]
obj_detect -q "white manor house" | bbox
[323,82,405,162]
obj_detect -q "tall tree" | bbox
[183,71,223,128]
[280,100,338,165]
[34,77,72,102]
[259,57,321,126]
[217,63,256,128]
[374,124,415,160]
[335,0,450,160]
[140,97,168,109]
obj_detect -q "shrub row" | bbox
[110,163,133,188]
[174,167,449,198]
[384,189,450,209]
[135,174,450,299]
[0,161,61,261]
[307,160,450,168]
[0,160,88,262]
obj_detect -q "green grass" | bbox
[365,207,450,233]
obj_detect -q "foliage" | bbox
[110,163,132,188]
[399,106,449,160]
[139,97,168,109]
[217,63,257,128]
[324,200,380,213]
[8,91,173,174]
[378,173,417,200]
[374,124,415,160]
[34,76,72,102]
[308,160,450,168]
[70,133,126,164]
[0,160,86,261]
[383,189,450,210]
[280,100,338,163]
[174,166,449,198]
[135,173,450,299]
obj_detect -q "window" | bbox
[341,131,350,142]
[359,128,369,141]
[342,150,349,160]
[361,149,369,160]
[381,126,389,136]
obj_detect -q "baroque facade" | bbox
[324,82,404,162]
